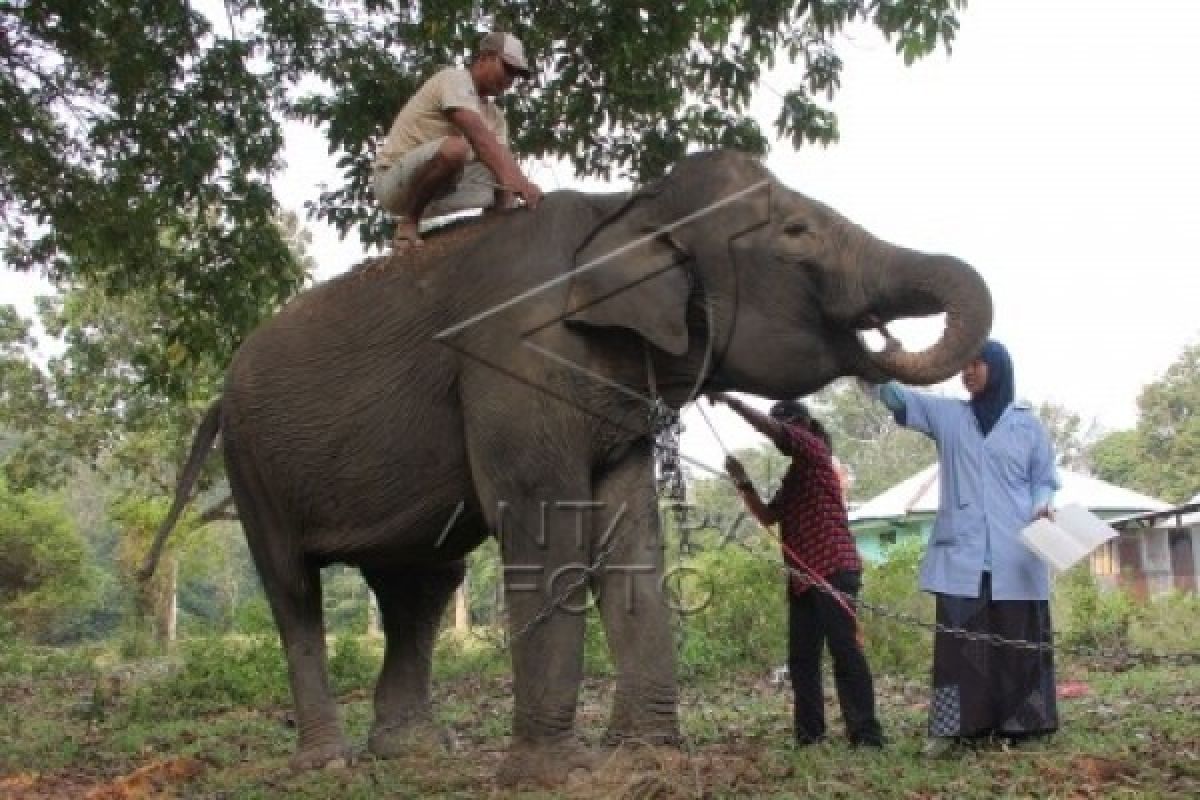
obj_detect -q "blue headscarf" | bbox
[971,339,1014,435]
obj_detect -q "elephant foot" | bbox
[603,726,684,749]
[496,738,599,788]
[288,739,355,772]
[367,719,454,760]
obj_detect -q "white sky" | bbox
[3,0,1198,480]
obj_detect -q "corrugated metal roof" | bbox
[850,464,1170,522]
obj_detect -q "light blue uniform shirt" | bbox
[879,382,1060,601]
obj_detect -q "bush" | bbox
[232,594,276,635]
[0,481,95,641]
[432,630,509,680]
[1129,589,1200,656]
[861,540,933,679]
[126,635,289,719]
[0,638,101,682]
[329,635,381,695]
[1053,566,1136,652]
[675,544,784,682]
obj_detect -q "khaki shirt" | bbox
[377,67,509,168]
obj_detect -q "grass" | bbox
[1,640,1197,799]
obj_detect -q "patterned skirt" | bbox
[928,573,1059,739]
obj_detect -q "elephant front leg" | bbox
[494,496,600,787]
[591,441,681,746]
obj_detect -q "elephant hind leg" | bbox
[363,561,465,758]
[226,450,350,770]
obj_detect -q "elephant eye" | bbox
[784,221,809,237]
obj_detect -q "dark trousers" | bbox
[788,570,884,745]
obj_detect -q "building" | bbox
[849,464,1171,567]
[1101,494,1200,598]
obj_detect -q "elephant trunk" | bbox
[854,248,993,386]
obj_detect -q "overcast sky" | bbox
[3,0,1197,485]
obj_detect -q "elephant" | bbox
[144,149,991,784]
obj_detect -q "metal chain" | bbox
[777,558,1200,667]
[504,507,633,646]
[497,410,1200,669]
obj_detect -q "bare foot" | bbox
[392,218,424,253]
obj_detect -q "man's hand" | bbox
[514,177,543,209]
[725,456,750,487]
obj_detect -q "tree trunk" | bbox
[454,569,470,633]
[367,589,382,637]
[150,556,177,647]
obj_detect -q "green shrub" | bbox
[0,481,95,642]
[675,544,784,682]
[432,630,509,680]
[329,635,381,694]
[233,594,275,634]
[1053,566,1135,652]
[126,635,289,719]
[582,609,614,676]
[0,639,101,682]
[1128,589,1200,657]
[115,620,162,660]
[861,540,933,679]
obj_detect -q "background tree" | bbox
[1035,400,1096,471]
[1088,339,1200,504]
[0,211,313,489]
[0,212,312,647]
[2,0,968,325]
[1088,429,1144,495]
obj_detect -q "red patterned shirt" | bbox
[768,422,862,594]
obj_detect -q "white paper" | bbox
[1019,503,1118,571]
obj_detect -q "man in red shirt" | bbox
[712,393,884,748]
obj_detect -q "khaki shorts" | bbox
[373,137,498,218]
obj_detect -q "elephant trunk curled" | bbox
[855,245,993,385]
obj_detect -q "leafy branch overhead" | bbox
[1,0,967,291]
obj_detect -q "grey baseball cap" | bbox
[479,31,531,78]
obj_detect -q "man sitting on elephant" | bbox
[373,31,544,251]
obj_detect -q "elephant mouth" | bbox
[840,255,993,386]
[846,312,922,381]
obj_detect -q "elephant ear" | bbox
[566,192,692,356]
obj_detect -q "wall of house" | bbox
[1094,521,1200,597]
[852,517,931,564]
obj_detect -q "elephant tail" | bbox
[138,400,223,582]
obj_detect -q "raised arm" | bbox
[709,392,789,452]
[860,379,953,440]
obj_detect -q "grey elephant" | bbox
[145,150,991,784]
